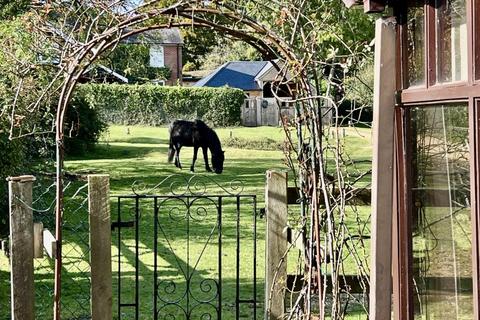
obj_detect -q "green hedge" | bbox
[77,84,245,126]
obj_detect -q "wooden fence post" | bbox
[88,175,112,320]
[8,175,36,320]
[33,222,44,259]
[265,170,288,319]
[255,98,259,126]
[370,16,396,320]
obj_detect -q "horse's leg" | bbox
[173,146,178,167]
[173,145,179,167]
[202,146,212,172]
[190,146,199,172]
[168,141,175,163]
[175,145,182,169]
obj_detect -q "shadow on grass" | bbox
[113,237,265,320]
[106,158,283,188]
[110,194,265,320]
[106,137,170,145]
[0,269,10,320]
[55,128,372,319]
[67,143,169,161]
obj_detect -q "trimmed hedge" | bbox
[77,84,245,126]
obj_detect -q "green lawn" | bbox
[0,124,372,319]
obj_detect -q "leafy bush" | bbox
[0,97,106,235]
[64,97,108,156]
[0,121,26,236]
[76,84,245,126]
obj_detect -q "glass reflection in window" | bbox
[407,2,426,87]
[436,0,467,83]
[410,104,473,319]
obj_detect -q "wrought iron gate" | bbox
[113,175,260,320]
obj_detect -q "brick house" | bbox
[124,28,183,85]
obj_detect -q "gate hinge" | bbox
[395,90,402,106]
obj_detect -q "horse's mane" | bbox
[195,120,222,153]
[208,128,222,153]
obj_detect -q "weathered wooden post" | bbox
[370,16,396,320]
[8,175,36,320]
[33,222,44,259]
[265,170,288,319]
[88,174,112,320]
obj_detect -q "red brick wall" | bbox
[163,45,182,85]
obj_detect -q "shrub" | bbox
[76,84,245,126]
[64,97,108,156]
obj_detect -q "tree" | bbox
[182,27,219,69]
[99,43,171,82]
[199,38,261,70]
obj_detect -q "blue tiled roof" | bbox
[194,61,269,91]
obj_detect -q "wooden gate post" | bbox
[369,16,396,320]
[265,170,288,319]
[88,175,112,320]
[8,175,36,320]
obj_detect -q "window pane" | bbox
[407,2,426,86]
[436,0,468,83]
[410,104,473,319]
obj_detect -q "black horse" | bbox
[168,120,225,174]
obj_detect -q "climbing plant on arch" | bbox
[4,1,374,319]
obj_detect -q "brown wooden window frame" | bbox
[394,0,480,319]
[475,0,480,80]
[394,98,480,320]
[399,0,477,104]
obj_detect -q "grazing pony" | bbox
[168,120,225,174]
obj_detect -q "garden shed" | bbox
[195,61,296,126]
[353,0,480,319]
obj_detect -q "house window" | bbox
[409,103,473,319]
[407,1,426,87]
[435,0,468,83]
[404,0,469,88]
[397,2,480,318]
[150,45,165,68]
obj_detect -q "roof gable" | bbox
[194,61,269,90]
